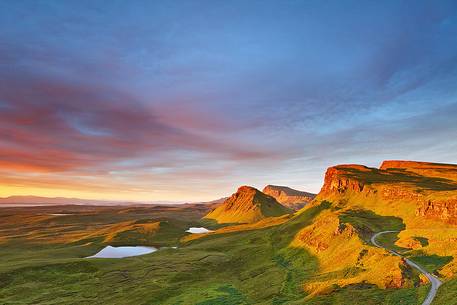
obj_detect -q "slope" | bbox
[204,186,292,224]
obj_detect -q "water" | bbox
[87,246,157,258]
[186,227,212,234]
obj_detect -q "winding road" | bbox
[371,231,442,305]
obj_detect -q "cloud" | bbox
[0,1,457,200]
[0,67,285,175]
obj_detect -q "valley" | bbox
[1,161,456,304]
[2,0,456,303]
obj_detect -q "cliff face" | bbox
[262,185,315,210]
[416,199,457,224]
[320,165,368,195]
[204,186,291,224]
[317,161,457,224]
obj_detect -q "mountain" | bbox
[281,160,457,295]
[307,160,457,282]
[204,185,292,223]
[262,185,315,210]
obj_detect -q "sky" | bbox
[1,0,457,202]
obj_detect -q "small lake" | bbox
[87,246,157,258]
[186,227,212,234]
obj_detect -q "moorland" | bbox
[1,161,457,305]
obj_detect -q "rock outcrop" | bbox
[262,185,315,210]
[317,161,457,224]
[416,199,457,224]
[319,165,368,195]
[204,186,291,224]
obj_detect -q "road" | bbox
[371,231,442,305]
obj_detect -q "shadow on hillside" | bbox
[343,167,457,191]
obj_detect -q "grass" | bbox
[194,285,247,305]
[407,253,453,275]
[338,166,457,191]
[412,236,429,247]
[0,202,449,305]
[338,210,453,275]
[432,278,457,304]
[338,209,405,242]
[301,283,429,305]
[0,203,328,305]
[376,232,410,254]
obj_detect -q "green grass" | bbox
[0,203,447,305]
[375,232,410,254]
[339,166,457,191]
[109,219,190,247]
[412,236,429,247]
[301,283,429,305]
[0,202,329,305]
[432,278,457,304]
[338,209,405,243]
[195,285,247,305]
[407,253,453,275]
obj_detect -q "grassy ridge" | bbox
[339,166,457,191]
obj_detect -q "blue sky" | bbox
[0,0,456,201]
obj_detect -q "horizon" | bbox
[1,1,457,202]
[1,159,455,202]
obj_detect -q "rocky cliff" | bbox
[262,185,315,210]
[319,165,369,195]
[416,198,457,224]
[317,161,457,224]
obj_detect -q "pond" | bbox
[87,245,157,258]
[186,227,212,234]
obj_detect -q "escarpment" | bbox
[416,198,457,224]
[320,165,368,194]
[317,161,457,224]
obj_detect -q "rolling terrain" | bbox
[0,160,456,304]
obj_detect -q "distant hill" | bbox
[204,186,291,223]
[0,196,183,207]
[262,185,315,210]
[191,197,227,209]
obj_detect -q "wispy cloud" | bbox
[1,0,457,200]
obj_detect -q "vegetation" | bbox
[0,196,452,304]
[338,166,457,191]
[338,209,405,242]
[407,253,453,275]
[204,186,291,224]
[432,278,457,305]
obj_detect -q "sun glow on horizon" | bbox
[1,1,456,202]
[0,185,217,202]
